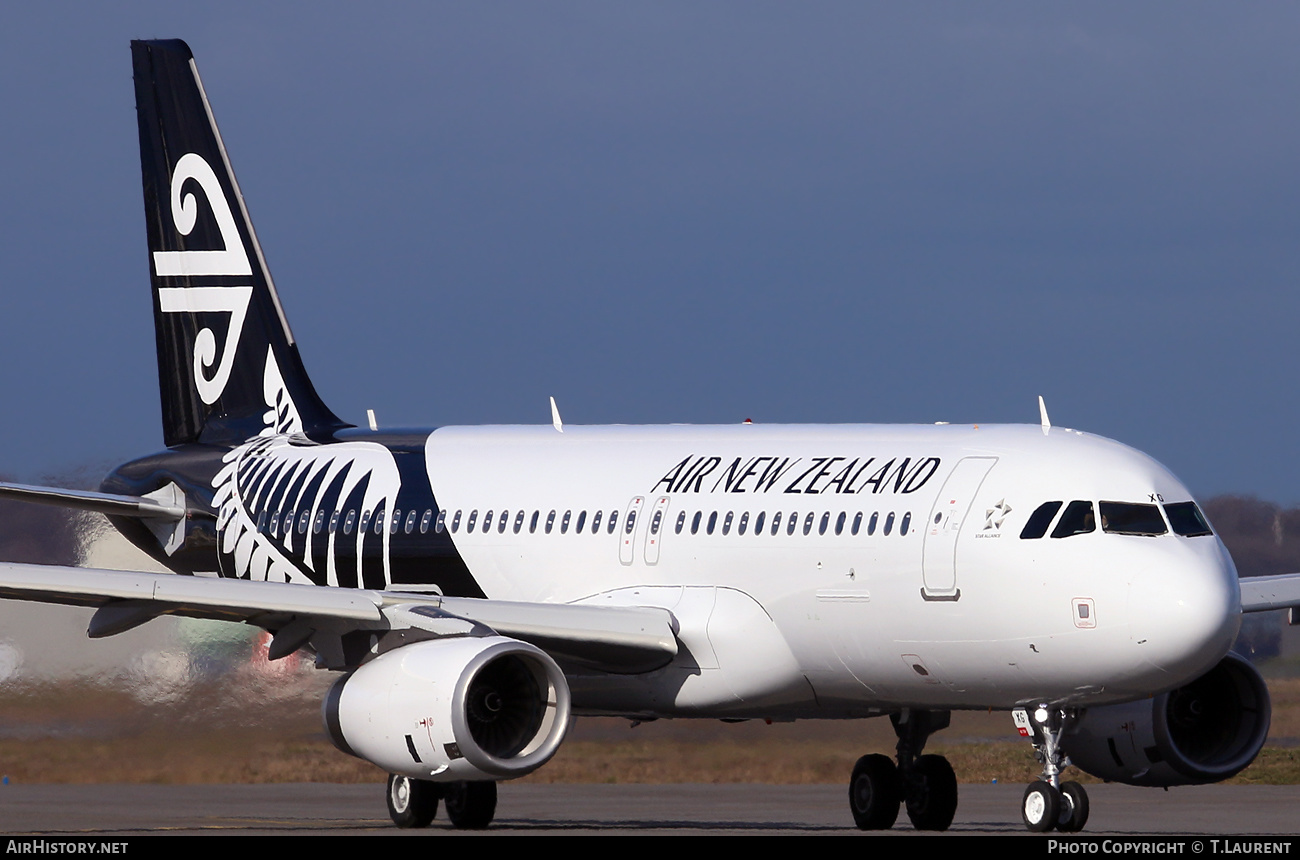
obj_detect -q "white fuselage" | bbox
[423,422,1241,719]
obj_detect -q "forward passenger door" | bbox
[921,457,997,600]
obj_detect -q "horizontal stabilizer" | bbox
[0,481,185,521]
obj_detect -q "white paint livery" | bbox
[422,422,1240,715]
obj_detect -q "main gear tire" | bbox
[849,754,901,830]
[444,780,498,829]
[904,754,958,831]
[386,773,438,829]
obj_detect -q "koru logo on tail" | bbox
[152,152,253,405]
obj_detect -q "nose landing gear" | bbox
[1014,705,1090,833]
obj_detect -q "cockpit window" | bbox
[1020,501,1063,539]
[1164,501,1214,537]
[1099,501,1167,536]
[1050,501,1096,538]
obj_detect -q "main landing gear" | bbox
[849,709,959,831]
[1014,705,1090,833]
[385,774,499,829]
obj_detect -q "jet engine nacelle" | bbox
[323,636,571,782]
[1062,652,1270,787]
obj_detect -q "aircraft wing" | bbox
[1239,572,1300,614]
[0,562,678,674]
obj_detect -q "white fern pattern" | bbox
[210,348,402,585]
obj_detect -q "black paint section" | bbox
[132,39,347,447]
[99,433,483,598]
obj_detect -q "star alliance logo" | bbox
[984,499,1011,531]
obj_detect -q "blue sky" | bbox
[2,3,1300,502]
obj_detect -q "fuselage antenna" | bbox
[550,396,564,433]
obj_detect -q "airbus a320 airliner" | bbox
[2,39,1298,833]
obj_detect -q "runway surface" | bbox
[0,783,1297,836]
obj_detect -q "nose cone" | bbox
[1128,538,1240,686]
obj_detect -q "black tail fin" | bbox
[132,39,347,447]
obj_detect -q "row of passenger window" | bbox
[257,506,627,539]
[447,508,623,535]
[257,507,436,538]
[1019,500,1213,540]
[674,509,912,537]
[255,504,920,541]
[445,507,915,537]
